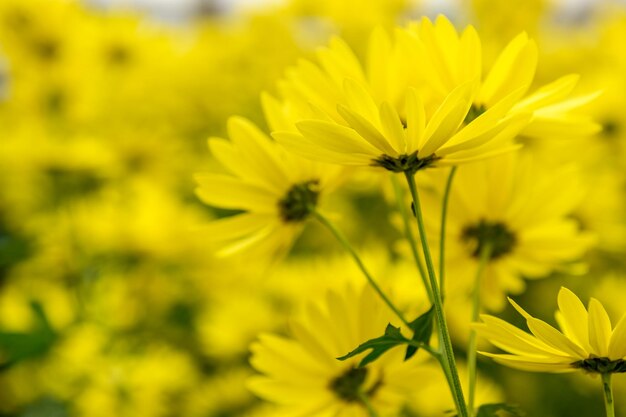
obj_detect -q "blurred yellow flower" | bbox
[476,287,626,374]
[195,116,342,257]
[410,16,601,141]
[248,284,430,417]
[421,153,594,310]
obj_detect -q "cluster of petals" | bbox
[475,287,626,373]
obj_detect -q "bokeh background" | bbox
[1,0,626,416]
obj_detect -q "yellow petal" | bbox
[556,287,590,352]
[512,74,579,112]
[608,314,626,360]
[479,32,537,106]
[405,87,425,152]
[480,352,576,373]
[273,132,372,166]
[200,213,276,241]
[420,81,475,157]
[379,101,406,154]
[458,26,481,84]
[337,104,394,154]
[194,174,278,212]
[526,318,587,359]
[475,316,566,357]
[296,120,380,156]
[508,297,533,320]
[227,117,290,188]
[588,298,612,357]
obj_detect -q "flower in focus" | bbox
[269,21,531,172]
[420,153,594,310]
[195,116,342,257]
[476,287,626,374]
[248,284,431,417]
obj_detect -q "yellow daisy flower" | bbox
[409,15,601,141]
[248,284,431,417]
[268,21,531,173]
[476,286,626,374]
[194,116,342,257]
[420,153,594,310]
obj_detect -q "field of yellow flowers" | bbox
[1,0,626,416]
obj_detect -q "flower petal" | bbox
[556,287,591,352]
[608,314,626,360]
[526,318,587,359]
[588,297,612,357]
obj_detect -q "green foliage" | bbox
[338,307,434,367]
[0,302,56,369]
[405,306,434,360]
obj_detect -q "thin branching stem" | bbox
[404,171,469,417]
[439,166,457,300]
[391,175,433,302]
[467,243,492,417]
[313,209,410,327]
[602,373,615,417]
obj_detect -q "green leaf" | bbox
[404,306,435,360]
[0,301,57,369]
[475,403,525,417]
[337,323,410,367]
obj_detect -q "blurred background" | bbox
[1,0,626,416]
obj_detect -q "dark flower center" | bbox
[573,357,626,374]
[461,220,516,259]
[278,180,319,222]
[371,152,439,174]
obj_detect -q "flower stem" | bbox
[391,175,433,303]
[312,210,410,327]
[439,167,457,300]
[403,171,469,417]
[467,243,492,417]
[602,373,615,417]
[359,392,379,417]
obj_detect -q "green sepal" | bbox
[404,306,434,360]
[337,323,409,368]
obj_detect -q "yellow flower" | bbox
[409,15,601,141]
[195,116,342,257]
[248,284,430,417]
[420,153,594,310]
[476,287,626,374]
[268,20,531,173]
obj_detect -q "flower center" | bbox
[461,220,516,259]
[465,103,487,124]
[278,180,319,222]
[573,357,626,374]
[329,367,371,402]
[371,152,439,173]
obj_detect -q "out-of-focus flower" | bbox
[420,153,594,310]
[195,116,342,258]
[409,16,601,142]
[476,287,626,374]
[248,284,431,417]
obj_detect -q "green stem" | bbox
[467,243,492,417]
[391,175,433,303]
[602,373,615,417]
[439,167,457,300]
[359,392,379,417]
[404,171,469,417]
[313,210,410,327]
